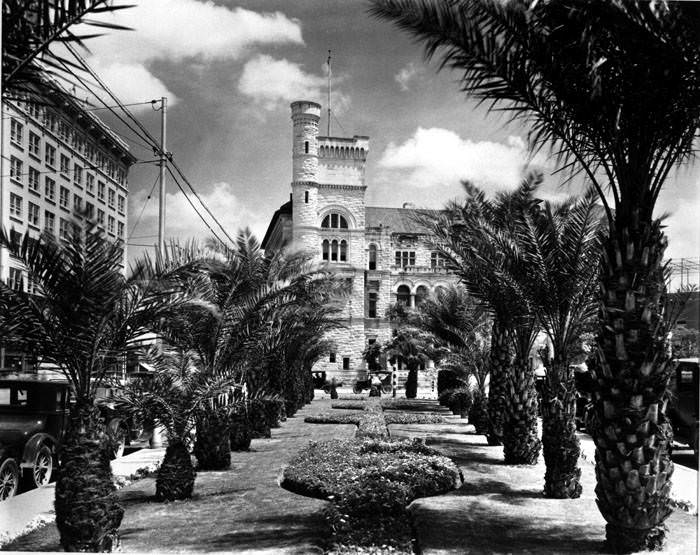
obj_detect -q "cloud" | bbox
[377,127,547,192]
[238,54,350,112]
[129,182,268,245]
[395,62,422,91]
[73,1,304,108]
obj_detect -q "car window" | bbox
[16,389,28,406]
[0,387,10,405]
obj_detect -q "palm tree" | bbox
[0,221,199,552]
[412,284,492,433]
[418,177,542,464]
[383,327,432,398]
[515,188,604,498]
[369,1,700,549]
[114,345,242,501]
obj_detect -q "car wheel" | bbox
[352,384,363,394]
[0,458,20,501]
[32,445,54,488]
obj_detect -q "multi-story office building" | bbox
[1,82,136,370]
[262,101,458,388]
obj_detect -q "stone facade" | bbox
[262,100,459,389]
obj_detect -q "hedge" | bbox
[384,413,445,425]
[304,412,363,424]
[355,412,388,439]
[330,401,367,410]
[281,438,462,516]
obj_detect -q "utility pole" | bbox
[327,50,332,136]
[157,97,167,254]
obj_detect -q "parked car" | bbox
[95,386,151,457]
[667,357,699,456]
[0,374,70,501]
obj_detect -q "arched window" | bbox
[415,285,428,305]
[340,240,347,262]
[331,239,339,261]
[322,240,329,261]
[397,285,411,306]
[321,213,348,229]
[368,244,377,270]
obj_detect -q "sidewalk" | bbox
[389,421,698,555]
[2,400,356,553]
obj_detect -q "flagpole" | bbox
[327,50,332,136]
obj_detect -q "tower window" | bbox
[331,239,339,261]
[304,141,309,154]
[342,357,350,370]
[368,292,377,318]
[321,213,348,229]
[305,190,309,203]
[329,352,336,363]
[368,244,377,270]
[340,240,347,262]
[322,239,330,260]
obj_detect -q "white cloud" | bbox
[129,182,268,245]
[73,1,304,108]
[377,127,547,191]
[394,62,422,91]
[238,54,349,112]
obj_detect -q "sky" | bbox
[75,0,699,267]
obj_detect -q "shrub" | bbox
[446,387,473,417]
[405,368,418,399]
[229,406,252,451]
[437,369,466,395]
[331,401,366,410]
[384,413,445,425]
[438,387,456,407]
[381,398,442,412]
[249,399,272,438]
[355,412,387,439]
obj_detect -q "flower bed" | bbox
[384,413,445,424]
[356,412,388,439]
[380,399,444,412]
[331,401,367,410]
[304,412,363,424]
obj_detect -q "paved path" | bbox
[2,399,355,553]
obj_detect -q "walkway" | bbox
[2,399,355,553]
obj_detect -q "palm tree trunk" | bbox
[193,408,231,470]
[502,358,541,464]
[486,321,511,445]
[590,219,674,553]
[469,389,490,435]
[55,401,123,552]
[155,438,196,501]
[230,406,252,451]
[542,359,582,498]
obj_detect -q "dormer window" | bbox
[321,213,348,229]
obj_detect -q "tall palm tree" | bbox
[515,188,604,498]
[114,345,242,501]
[384,328,431,398]
[0,221,200,552]
[369,1,700,550]
[412,284,492,433]
[419,176,542,464]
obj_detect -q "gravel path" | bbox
[2,399,355,553]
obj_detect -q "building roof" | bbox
[365,207,436,234]
[261,199,292,249]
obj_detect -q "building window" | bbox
[304,141,309,153]
[304,190,309,203]
[28,202,40,228]
[340,239,347,262]
[73,194,82,212]
[45,177,56,202]
[59,186,70,209]
[331,239,338,261]
[86,202,95,220]
[368,291,378,318]
[10,119,23,146]
[45,144,56,167]
[86,174,95,195]
[97,209,105,226]
[28,167,40,193]
[59,154,70,175]
[395,251,416,268]
[118,221,125,238]
[59,218,70,241]
[9,156,23,183]
[97,181,106,202]
[415,285,428,305]
[58,120,68,141]
[342,357,350,370]
[74,165,83,187]
[9,193,22,219]
[396,285,411,306]
[108,215,115,235]
[8,268,23,292]
[28,132,41,158]
[322,239,330,261]
[118,195,125,214]
[44,211,55,234]
[368,244,377,270]
[431,252,446,268]
[329,352,336,363]
[108,189,116,209]
[27,101,41,119]
[321,213,348,229]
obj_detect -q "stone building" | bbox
[262,100,458,387]
[0,81,136,370]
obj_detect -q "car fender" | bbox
[21,433,56,469]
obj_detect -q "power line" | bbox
[128,172,160,242]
